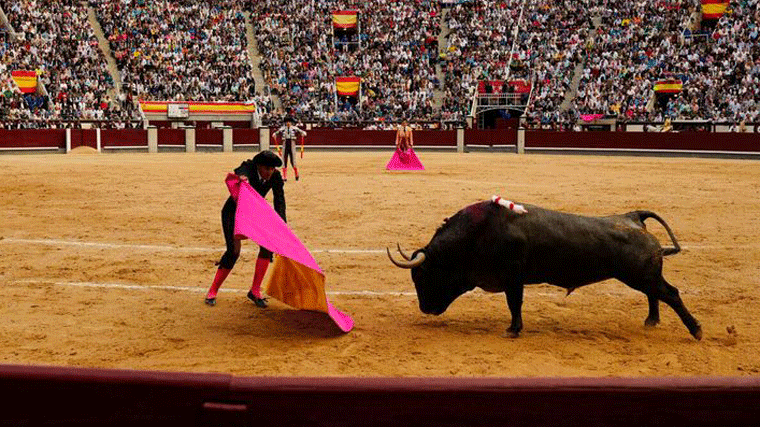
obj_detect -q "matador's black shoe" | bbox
[247,290,268,308]
[204,297,216,306]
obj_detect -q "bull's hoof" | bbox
[644,317,659,328]
[505,327,521,338]
[691,326,703,341]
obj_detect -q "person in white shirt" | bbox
[272,116,307,181]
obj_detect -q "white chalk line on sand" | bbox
[12,278,680,299]
[10,278,411,297]
[1,238,384,254]
[2,237,759,253]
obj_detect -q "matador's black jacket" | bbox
[217,159,286,268]
[232,158,286,222]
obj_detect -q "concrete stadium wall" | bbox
[1,364,759,426]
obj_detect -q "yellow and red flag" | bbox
[332,10,358,28]
[336,76,360,96]
[139,101,256,115]
[654,79,683,93]
[11,71,37,94]
[701,0,728,19]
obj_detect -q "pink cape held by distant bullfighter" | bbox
[386,147,425,170]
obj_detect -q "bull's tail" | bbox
[633,211,681,256]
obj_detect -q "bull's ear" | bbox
[443,217,449,223]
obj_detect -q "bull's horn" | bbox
[387,247,426,268]
[396,243,412,261]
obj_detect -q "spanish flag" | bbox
[701,0,728,19]
[654,79,683,93]
[11,70,37,94]
[332,10,358,28]
[225,174,354,333]
[139,101,256,114]
[336,76,360,96]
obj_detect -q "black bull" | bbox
[387,201,702,340]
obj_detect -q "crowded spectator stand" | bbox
[0,0,758,129]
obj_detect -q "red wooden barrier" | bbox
[526,130,760,153]
[158,128,186,146]
[0,129,65,149]
[304,129,456,146]
[233,128,259,146]
[305,129,392,146]
[224,121,254,128]
[465,129,517,146]
[101,129,148,148]
[196,129,223,146]
[69,129,97,149]
[0,364,230,426]
[415,129,457,146]
[1,364,759,427]
[1,129,760,154]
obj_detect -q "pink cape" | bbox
[386,147,425,170]
[225,174,354,333]
[580,113,605,122]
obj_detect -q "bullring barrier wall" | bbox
[1,364,759,426]
[525,130,760,155]
[1,128,759,156]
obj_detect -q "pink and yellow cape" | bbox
[226,174,354,332]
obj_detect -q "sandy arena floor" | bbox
[0,150,758,377]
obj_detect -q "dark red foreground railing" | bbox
[1,364,759,426]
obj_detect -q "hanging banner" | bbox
[11,71,37,94]
[139,101,256,115]
[701,0,728,19]
[654,79,683,93]
[336,77,361,96]
[333,10,358,28]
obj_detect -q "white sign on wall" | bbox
[167,103,189,118]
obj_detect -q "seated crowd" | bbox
[0,0,137,124]
[443,0,591,126]
[442,0,521,121]
[251,0,442,123]
[571,0,759,124]
[665,0,760,122]
[95,0,256,103]
[0,0,758,127]
[573,0,693,121]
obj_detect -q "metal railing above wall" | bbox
[477,93,528,107]
[0,119,144,129]
[267,120,468,130]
